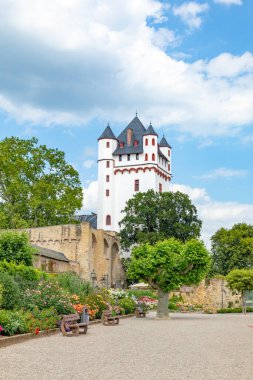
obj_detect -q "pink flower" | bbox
[0,325,4,333]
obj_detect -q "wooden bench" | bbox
[60,313,89,336]
[101,310,119,326]
[135,306,146,318]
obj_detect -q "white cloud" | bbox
[83,160,96,169]
[84,146,97,157]
[213,0,243,5]
[0,0,253,137]
[82,180,98,212]
[196,167,248,180]
[173,2,209,29]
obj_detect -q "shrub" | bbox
[217,307,253,313]
[117,297,136,314]
[22,280,75,314]
[84,292,110,319]
[127,289,158,299]
[0,231,35,266]
[0,309,26,336]
[56,272,93,301]
[0,272,21,310]
[0,260,47,282]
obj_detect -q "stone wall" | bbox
[175,278,241,312]
[21,223,123,287]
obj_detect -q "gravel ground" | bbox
[1,312,253,380]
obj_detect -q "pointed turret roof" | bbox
[143,123,158,136]
[113,116,146,155]
[159,135,171,148]
[98,124,117,140]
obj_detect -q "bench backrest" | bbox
[62,314,79,322]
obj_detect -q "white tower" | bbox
[97,116,172,231]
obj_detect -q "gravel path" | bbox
[1,312,253,380]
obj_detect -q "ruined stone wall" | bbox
[22,223,123,286]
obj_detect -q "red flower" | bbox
[35,327,40,335]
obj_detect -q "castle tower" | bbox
[97,116,172,231]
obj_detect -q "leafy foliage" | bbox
[210,223,253,275]
[0,137,83,228]
[127,238,210,293]
[119,190,202,250]
[0,231,35,266]
[56,272,93,301]
[217,307,253,314]
[0,260,47,282]
[226,269,253,293]
[0,272,21,310]
[117,297,136,314]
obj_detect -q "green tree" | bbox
[210,223,253,276]
[127,238,210,318]
[119,190,202,251]
[226,269,253,314]
[0,137,83,228]
[0,231,35,266]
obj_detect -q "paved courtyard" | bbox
[1,312,253,380]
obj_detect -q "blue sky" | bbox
[0,0,253,246]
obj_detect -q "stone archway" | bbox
[111,242,121,288]
[104,239,109,259]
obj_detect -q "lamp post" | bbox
[90,269,97,287]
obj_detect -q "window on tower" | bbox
[152,138,155,146]
[106,175,110,182]
[106,215,111,225]
[168,164,171,172]
[168,149,170,156]
[127,154,130,161]
[119,155,122,161]
[134,179,139,192]
[119,142,124,148]
[145,153,148,161]
[106,141,110,148]
[106,161,110,168]
[152,153,155,161]
[159,183,162,193]
[106,189,110,196]
[145,138,148,146]
[136,153,139,160]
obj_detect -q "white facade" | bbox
[97,118,172,232]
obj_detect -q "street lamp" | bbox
[90,269,97,287]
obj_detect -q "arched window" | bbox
[152,138,155,146]
[145,138,148,146]
[106,215,111,226]
[152,153,155,161]
[145,153,148,161]
[168,164,171,172]
[168,149,170,156]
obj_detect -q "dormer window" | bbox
[127,128,133,146]
[119,142,124,148]
[134,140,138,147]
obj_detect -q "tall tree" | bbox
[226,269,253,314]
[210,223,253,276]
[0,137,83,228]
[127,238,210,318]
[119,190,202,250]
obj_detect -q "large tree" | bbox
[119,190,202,250]
[0,137,83,228]
[127,238,210,318]
[210,223,253,276]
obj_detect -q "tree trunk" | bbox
[156,289,170,319]
[242,290,247,314]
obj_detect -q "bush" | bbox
[0,260,47,282]
[56,272,93,301]
[217,307,253,313]
[168,294,183,311]
[22,280,75,314]
[0,272,21,310]
[0,231,35,266]
[117,297,136,314]
[127,289,158,299]
[0,309,26,336]
[84,291,111,319]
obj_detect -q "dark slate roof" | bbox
[75,213,97,229]
[32,245,69,262]
[159,136,171,148]
[143,123,158,136]
[98,124,117,140]
[113,116,146,155]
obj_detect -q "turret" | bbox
[159,136,172,173]
[143,123,158,163]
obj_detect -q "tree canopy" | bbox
[127,238,210,318]
[210,223,253,276]
[0,137,83,228]
[119,190,202,250]
[226,269,253,314]
[0,231,35,266]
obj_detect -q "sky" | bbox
[0,0,253,247]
